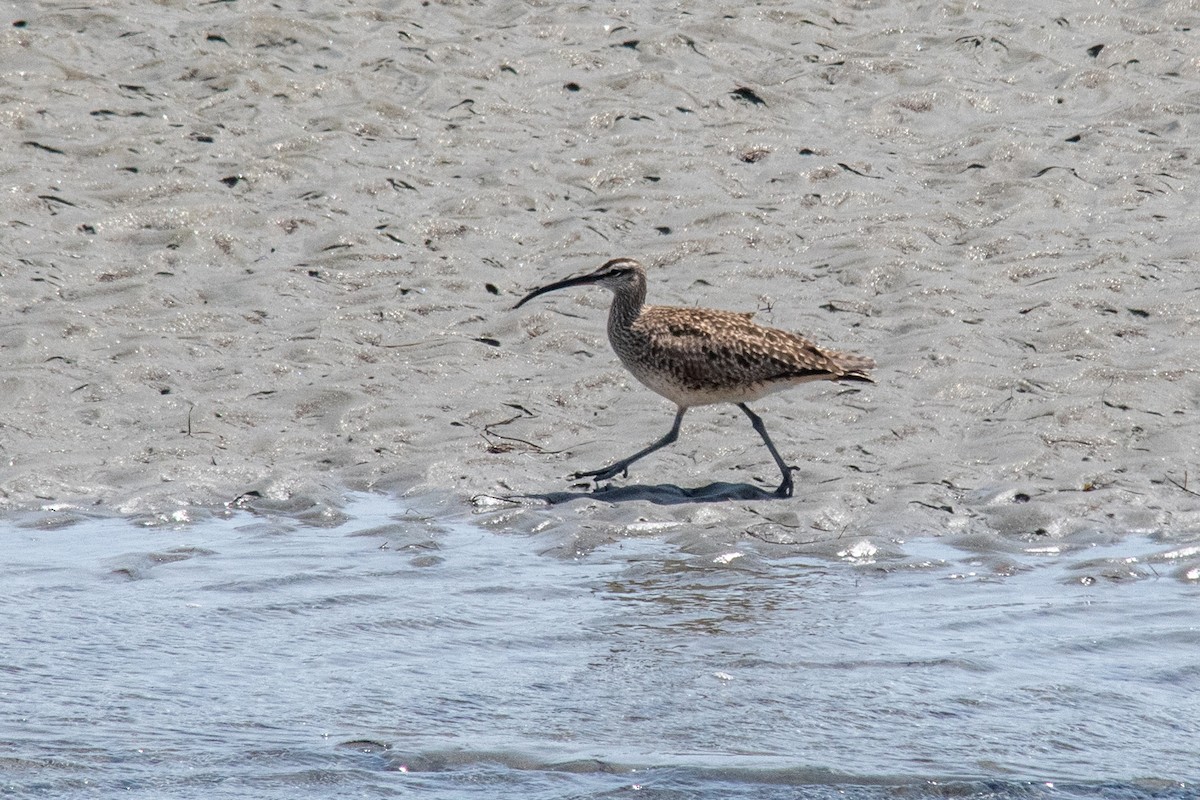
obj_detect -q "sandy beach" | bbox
[2,1,1199,557]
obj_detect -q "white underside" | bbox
[629,367,827,409]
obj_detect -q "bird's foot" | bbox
[572,463,629,483]
[773,465,797,498]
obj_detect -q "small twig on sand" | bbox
[1166,471,1199,497]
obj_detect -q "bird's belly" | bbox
[625,362,816,408]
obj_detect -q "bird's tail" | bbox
[829,351,875,383]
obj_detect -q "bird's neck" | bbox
[606,276,646,334]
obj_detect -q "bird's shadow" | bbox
[514,480,782,506]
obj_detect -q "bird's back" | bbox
[610,304,873,407]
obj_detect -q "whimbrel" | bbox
[513,258,874,497]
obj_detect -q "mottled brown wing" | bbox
[635,306,844,390]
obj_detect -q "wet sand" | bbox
[2,2,1199,556]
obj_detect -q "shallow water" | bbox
[2,494,1197,798]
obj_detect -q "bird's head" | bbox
[513,258,645,309]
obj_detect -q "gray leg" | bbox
[737,403,794,498]
[574,408,686,483]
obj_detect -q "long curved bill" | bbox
[512,271,605,310]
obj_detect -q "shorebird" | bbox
[513,258,874,497]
